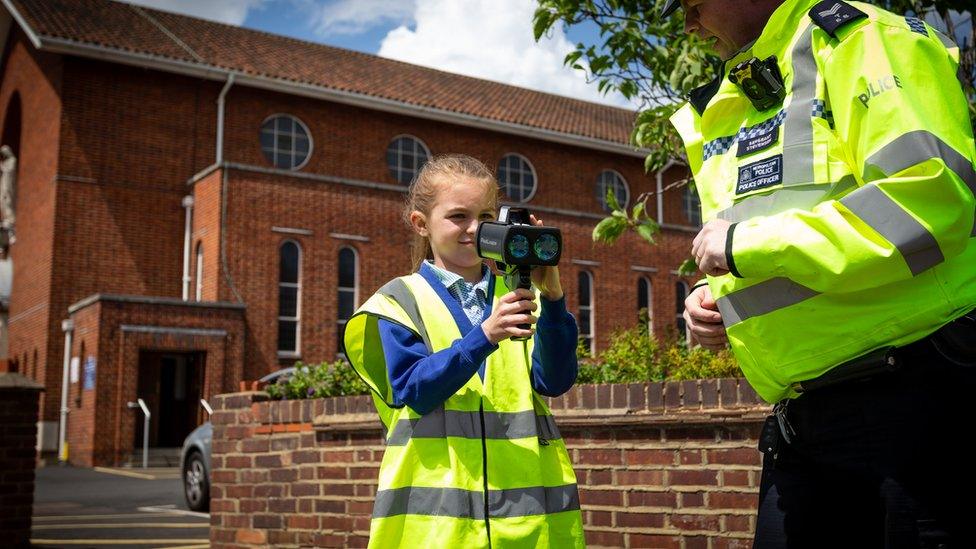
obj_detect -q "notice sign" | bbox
[83,356,96,390]
[70,356,80,384]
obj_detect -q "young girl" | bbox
[344,154,585,548]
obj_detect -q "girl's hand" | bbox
[481,288,538,344]
[529,214,564,301]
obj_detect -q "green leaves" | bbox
[592,191,660,245]
[678,258,698,277]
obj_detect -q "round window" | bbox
[259,115,312,170]
[497,154,537,202]
[596,170,629,212]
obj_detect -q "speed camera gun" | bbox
[477,207,562,339]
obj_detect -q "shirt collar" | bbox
[424,260,490,296]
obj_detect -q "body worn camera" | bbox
[477,207,562,339]
[729,56,786,112]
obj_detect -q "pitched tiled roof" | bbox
[6,0,639,149]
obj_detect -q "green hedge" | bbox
[264,360,369,400]
[576,323,741,384]
[267,324,741,400]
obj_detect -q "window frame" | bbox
[683,184,703,227]
[675,280,689,342]
[596,169,630,212]
[277,239,302,358]
[386,134,431,185]
[638,276,653,336]
[194,242,204,302]
[259,113,313,171]
[497,152,539,203]
[336,246,360,356]
[578,270,595,355]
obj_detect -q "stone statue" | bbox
[0,145,16,247]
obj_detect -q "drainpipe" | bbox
[216,73,235,165]
[181,195,194,300]
[58,319,74,464]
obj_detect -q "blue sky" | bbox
[119,0,627,107]
[118,1,971,109]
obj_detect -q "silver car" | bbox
[180,367,296,512]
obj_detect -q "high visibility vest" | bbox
[343,273,585,548]
[670,0,976,403]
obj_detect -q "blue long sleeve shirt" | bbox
[378,262,579,415]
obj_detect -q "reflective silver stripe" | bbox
[782,25,817,186]
[716,277,819,326]
[373,484,580,519]
[489,484,581,517]
[386,408,562,446]
[716,176,857,222]
[934,29,957,51]
[373,486,484,520]
[378,278,432,353]
[863,130,976,237]
[840,185,945,275]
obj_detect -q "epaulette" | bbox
[808,1,868,38]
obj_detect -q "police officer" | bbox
[663,0,976,545]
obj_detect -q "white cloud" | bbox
[294,0,416,36]
[113,0,266,26]
[377,0,633,109]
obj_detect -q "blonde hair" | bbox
[403,154,499,271]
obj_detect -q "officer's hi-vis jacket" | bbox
[670,0,976,403]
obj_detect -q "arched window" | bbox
[277,240,301,356]
[676,281,689,338]
[337,247,359,355]
[386,135,430,184]
[260,114,312,170]
[194,243,204,302]
[578,271,594,355]
[638,277,653,335]
[596,170,629,212]
[683,185,702,226]
[497,153,537,202]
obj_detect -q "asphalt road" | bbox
[32,465,209,548]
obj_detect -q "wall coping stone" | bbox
[0,372,45,390]
[68,293,247,314]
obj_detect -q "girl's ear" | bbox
[409,210,428,237]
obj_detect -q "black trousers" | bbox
[753,341,976,549]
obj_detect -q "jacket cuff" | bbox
[726,222,743,278]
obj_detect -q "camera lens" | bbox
[744,80,764,100]
[533,234,559,262]
[508,234,530,259]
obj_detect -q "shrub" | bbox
[265,360,369,400]
[576,323,740,384]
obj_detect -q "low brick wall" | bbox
[0,373,44,548]
[210,379,769,548]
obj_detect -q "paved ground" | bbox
[32,465,209,548]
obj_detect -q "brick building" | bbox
[0,0,699,466]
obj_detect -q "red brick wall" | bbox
[4,43,699,439]
[0,373,43,547]
[1,30,64,424]
[65,297,246,466]
[210,381,768,548]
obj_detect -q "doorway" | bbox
[134,351,205,448]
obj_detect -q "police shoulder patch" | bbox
[808,1,867,38]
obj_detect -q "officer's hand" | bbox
[481,288,538,345]
[692,219,732,277]
[528,214,564,301]
[684,284,728,351]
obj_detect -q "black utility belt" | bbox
[791,309,976,395]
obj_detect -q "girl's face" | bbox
[412,176,496,281]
